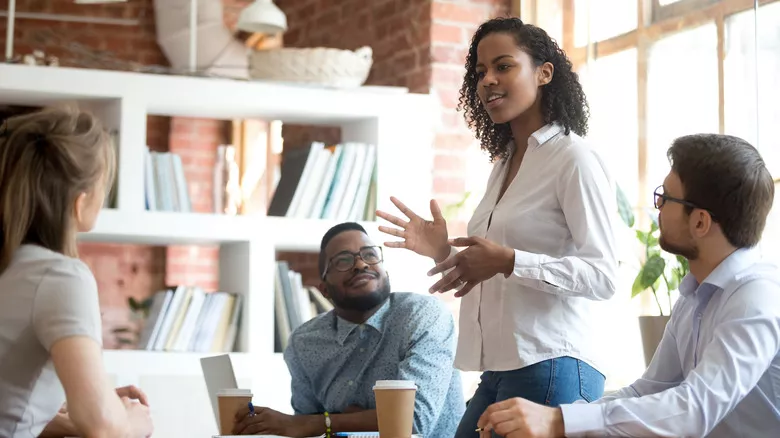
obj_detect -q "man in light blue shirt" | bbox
[233,222,464,437]
[474,133,780,437]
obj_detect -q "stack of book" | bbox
[143,147,192,212]
[268,142,377,221]
[275,261,334,352]
[137,285,243,353]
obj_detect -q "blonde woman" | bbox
[0,108,153,438]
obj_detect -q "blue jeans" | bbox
[454,356,605,438]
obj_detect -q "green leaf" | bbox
[631,272,645,297]
[650,215,659,232]
[676,255,690,274]
[632,255,665,298]
[112,327,132,334]
[128,297,140,310]
[141,297,154,309]
[616,185,635,228]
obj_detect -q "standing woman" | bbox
[377,17,618,437]
[0,108,153,438]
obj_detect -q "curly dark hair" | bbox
[457,17,590,161]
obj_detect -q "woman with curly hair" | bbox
[377,17,619,436]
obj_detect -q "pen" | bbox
[248,401,256,417]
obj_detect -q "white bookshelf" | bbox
[0,64,438,437]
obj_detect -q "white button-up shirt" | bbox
[454,123,619,372]
[561,248,780,437]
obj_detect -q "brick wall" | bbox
[1,0,513,349]
[272,0,511,299]
[0,0,224,347]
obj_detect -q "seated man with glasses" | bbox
[474,134,780,438]
[232,222,464,437]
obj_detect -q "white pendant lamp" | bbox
[236,0,287,34]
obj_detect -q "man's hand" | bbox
[233,405,300,436]
[477,397,565,438]
[116,385,149,406]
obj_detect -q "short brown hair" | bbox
[667,134,774,249]
[0,108,115,272]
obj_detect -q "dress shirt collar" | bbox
[334,296,392,345]
[678,247,762,298]
[528,122,563,149]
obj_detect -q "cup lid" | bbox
[372,380,417,390]
[217,388,253,396]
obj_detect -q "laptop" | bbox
[200,354,239,431]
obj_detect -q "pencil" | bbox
[475,428,483,432]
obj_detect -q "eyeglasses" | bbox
[653,185,715,218]
[322,246,383,279]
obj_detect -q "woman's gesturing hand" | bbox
[376,197,451,263]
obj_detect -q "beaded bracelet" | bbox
[324,411,332,437]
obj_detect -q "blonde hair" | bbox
[0,108,116,272]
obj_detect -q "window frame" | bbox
[651,0,722,23]
[522,0,777,212]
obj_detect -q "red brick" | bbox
[431,45,468,65]
[432,23,465,45]
[432,65,466,89]
[434,176,467,195]
[436,132,477,151]
[434,152,469,172]
[432,2,493,25]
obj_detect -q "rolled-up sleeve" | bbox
[509,148,618,301]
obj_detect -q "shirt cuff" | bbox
[511,249,541,277]
[560,403,606,437]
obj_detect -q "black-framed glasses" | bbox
[653,185,715,218]
[321,246,383,279]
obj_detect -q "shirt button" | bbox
[360,348,365,353]
[348,380,354,386]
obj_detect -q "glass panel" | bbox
[725,2,780,263]
[578,48,644,389]
[646,24,719,202]
[574,0,638,46]
[659,0,685,5]
[579,49,639,207]
[725,2,780,177]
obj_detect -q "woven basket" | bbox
[248,46,373,88]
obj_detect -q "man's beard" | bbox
[326,274,391,312]
[659,234,699,260]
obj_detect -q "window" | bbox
[575,0,638,46]
[724,2,780,177]
[578,49,639,207]
[646,24,719,200]
[652,0,720,23]
[521,0,779,390]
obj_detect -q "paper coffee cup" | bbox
[373,380,417,438]
[217,388,253,434]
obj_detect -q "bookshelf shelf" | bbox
[0,63,437,436]
[267,217,383,252]
[82,209,263,245]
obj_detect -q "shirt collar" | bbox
[678,247,761,297]
[528,123,563,149]
[334,296,392,345]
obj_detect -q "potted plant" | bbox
[616,186,690,366]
